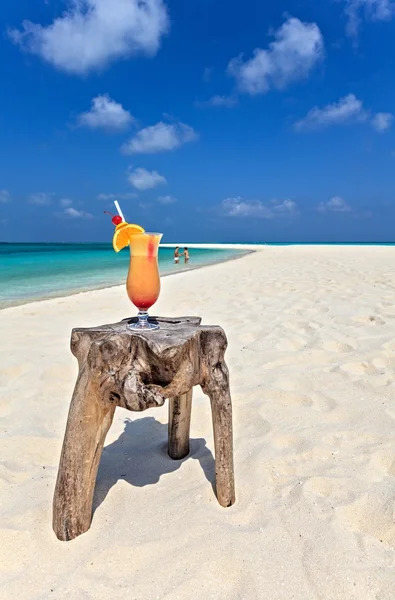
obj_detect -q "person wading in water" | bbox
[174,246,181,264]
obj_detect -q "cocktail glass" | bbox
[126,232,163,330]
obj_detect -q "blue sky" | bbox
[1,0,395,243]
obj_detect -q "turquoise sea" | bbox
[0,243,246,309]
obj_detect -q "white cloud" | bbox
[295,94,393,132]
[222,197,297,218]
[0,190,11,203]
[158,195,177,204]
[128,167,167,190]
[195,95,238,108]
[294,94,368,130]
[97,192,138,200]
[228,17,324,95]
[371,112,394,131]
[344,0,395,40]
[78,95,134,131]
[270,199,298,214]
[55,198,93,217]
[9,0,169,75]
[28,192,53,205]
[122,121,198,154]
[318,196,351,212]
[138,201,153,210]
[64,207,93,218]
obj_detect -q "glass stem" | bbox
[137,310,149,327]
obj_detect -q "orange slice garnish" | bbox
[112,223,145,252]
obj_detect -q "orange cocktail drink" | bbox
[107,202,162,330]
[126,233,162,317]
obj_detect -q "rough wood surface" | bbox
[53,316,235,541]
[168,389,193,460]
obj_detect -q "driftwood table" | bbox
[53,316,235,541]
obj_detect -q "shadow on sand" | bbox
[93,417,215,514]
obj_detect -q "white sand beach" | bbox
[1,245,395,600]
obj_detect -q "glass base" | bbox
[127,311,159,331]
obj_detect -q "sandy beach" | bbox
[1,245,395,600]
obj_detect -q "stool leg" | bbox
[168,389,193,460]
[203,362,235,508]
[53,370,115,541]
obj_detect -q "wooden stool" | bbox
[53,317,235,541]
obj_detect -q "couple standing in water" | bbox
[174,246,189,264]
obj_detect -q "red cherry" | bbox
[104,211,123,226]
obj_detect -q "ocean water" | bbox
[0,243,246,308]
